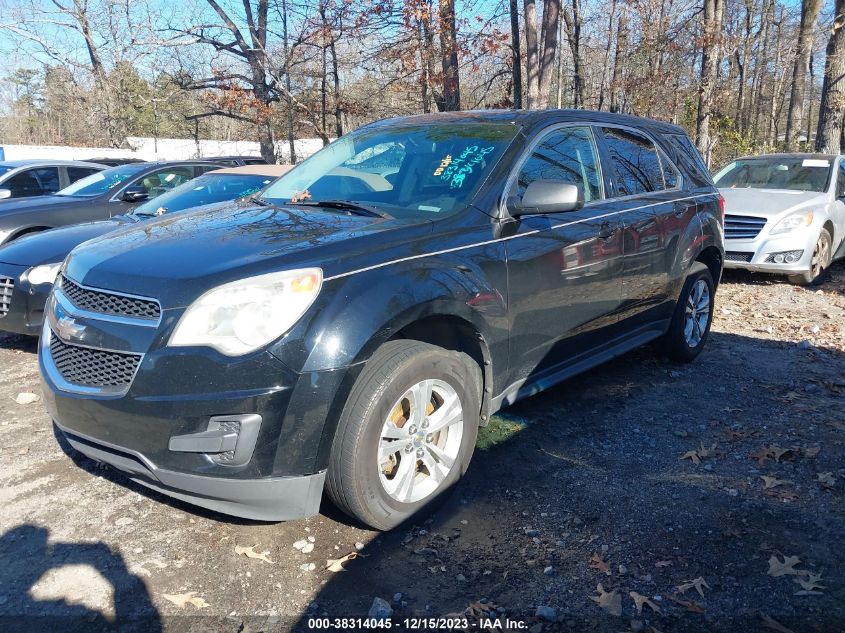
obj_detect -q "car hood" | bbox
[0,217,131,266]
[65,202,432,308]
[719,188,828,218]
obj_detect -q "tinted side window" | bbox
[135,167,195,199]
[838,163,845,198]
[600,127,664,196]
[5,167,60,197]
[512,126,602,202]
[67,167,101,183]
[664,133,713,187]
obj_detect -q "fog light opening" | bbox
[773,254,784,263]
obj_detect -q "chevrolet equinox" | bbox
[39,111,724,530]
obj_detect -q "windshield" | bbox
[261,122,520,217]
[132,172,277,216]
[714,157,833,192]
[0,166,11,178]
[57,164,146,197]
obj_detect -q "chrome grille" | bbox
[0,276,12,318]
[60,275,160,321]
[724,214,767,240]
[49,332,142,388]
[725,251,753,263]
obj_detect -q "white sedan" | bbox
[714,153,845,285]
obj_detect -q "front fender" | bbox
[269,253,509,376]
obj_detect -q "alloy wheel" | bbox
[378,379,464,504]
[810,233,831,280]
[683,279,710,348]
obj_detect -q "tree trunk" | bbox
[536,0,561,108]
[609,10,627,113]
[561,0,582,108]
[439,0,461,111]
[509,0,523,108]
[695,0,724,164]
[785,0,823,151]
[282,0,296,162]
[768,6,785,146]
[597,0,617,111]
[524,0,540,108]
[816,0,845,153]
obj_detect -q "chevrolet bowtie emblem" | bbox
[55,314,86,341]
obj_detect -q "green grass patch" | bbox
[476,413,529,450]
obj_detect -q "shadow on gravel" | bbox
[722,259,844,295]
[293,331,845,632]
[0,332,37,353]
[0,525,161,633]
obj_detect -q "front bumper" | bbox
[57,422,326,521]
[0,262,52,335]
[723,228,817,275]
[39,282,352,522]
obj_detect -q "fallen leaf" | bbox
[666,594,705,613]
[761,475,791,490]
[751,445,794,466]
[794,572,825,594]
[589,553,610,574]
[162,591,210,609]
[817,472,836,488]
[326,552,358,572]
[765,488,799,502]
[760,613,796,633]
[677,576,710,598]
[234,544,274,564]
[18,447,30,455]
[589,583,622,616]
[654,560,672,568]
[629,591,662,615]
[680,442,717,465]
[800,446,820,458]
[767,555,803,577]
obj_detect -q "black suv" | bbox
[39,111,724,530]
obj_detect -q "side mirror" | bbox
[508,180,583,216]
[0,189,11,200]
[121,185,149,203]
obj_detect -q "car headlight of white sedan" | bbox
[770,210,814,235]
[169,268,322,356]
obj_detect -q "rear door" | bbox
[595,126,689,328]
[503,124,625,384]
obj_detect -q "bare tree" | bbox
[784,0,823,151]
[695,0,724,164]
[816,0,845,153]
[509,0,523,108]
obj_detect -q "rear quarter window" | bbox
[600,127,665,196]
[664,133,714,188]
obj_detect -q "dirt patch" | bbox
[0,263,843,632]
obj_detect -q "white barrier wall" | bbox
[0,136,328,162]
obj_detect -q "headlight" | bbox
[26,262,62,286]
[770,210,814,235]
[169,268,322,356]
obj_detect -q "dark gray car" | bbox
[0,160,220,245]
[0,160,105,200]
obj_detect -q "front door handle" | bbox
[598,222,614,239]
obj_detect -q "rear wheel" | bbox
[326,340,481,530]
[788,228,832,286]
[658,267,715,363]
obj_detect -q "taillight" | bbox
[718,195,725,221]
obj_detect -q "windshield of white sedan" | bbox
[133,173,276,216]
[714,157,832,192]
[56,164,147,197]
[261,123,519,217]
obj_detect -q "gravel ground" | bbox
[0,262,843,633]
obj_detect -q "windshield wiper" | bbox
[292,199,392,219]
[248,195,272,206]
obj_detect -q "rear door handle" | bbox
[598,222,614,239]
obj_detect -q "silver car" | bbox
[0,160,105,200]
[714,153,845,285]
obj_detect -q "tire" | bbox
[787,228,832,286]
[658,266,715,363]
[326,340,481,530]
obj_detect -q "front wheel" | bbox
[658,266,715,363]
[326,340,481,530]
[788,228,832,286]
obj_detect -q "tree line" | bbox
[1,0,844,168]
